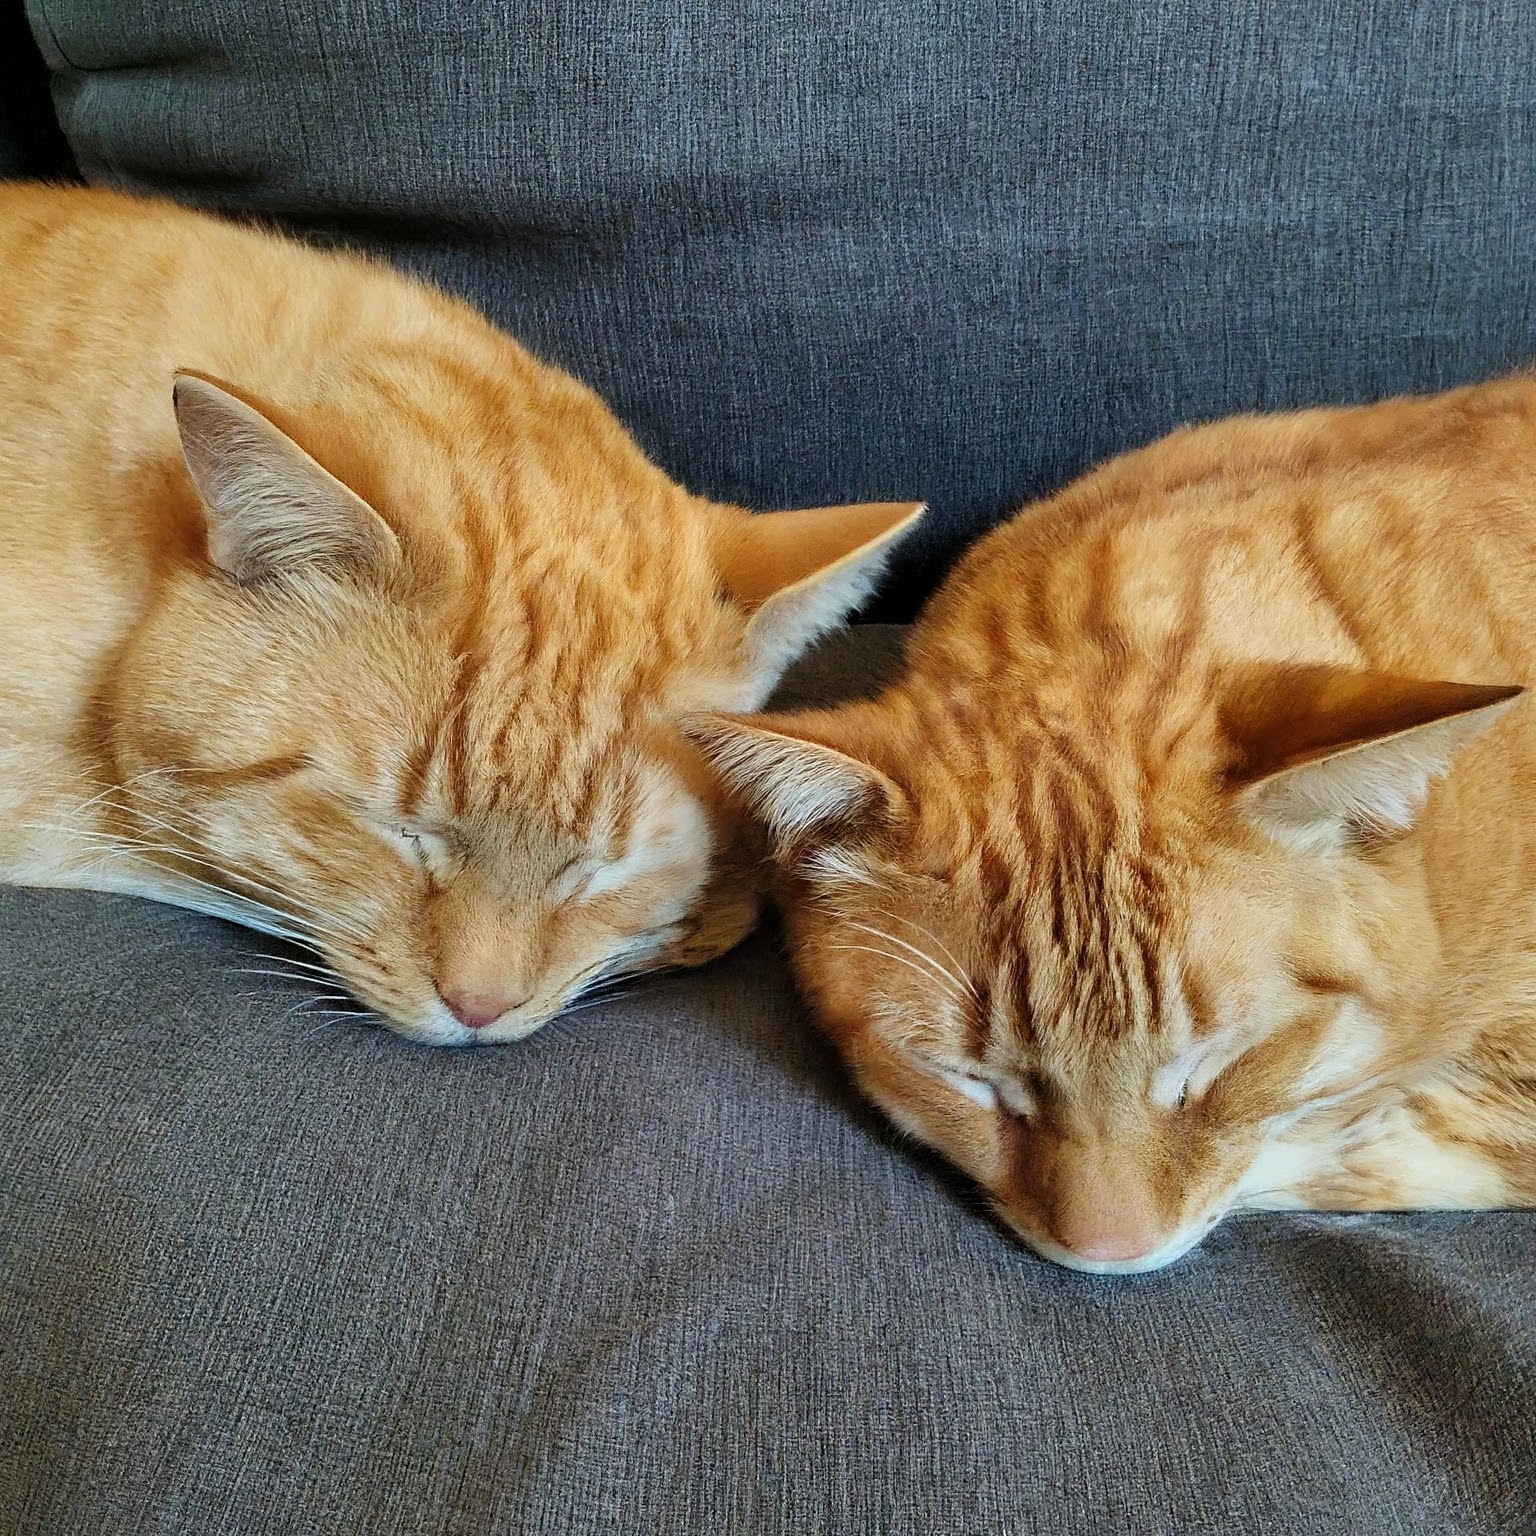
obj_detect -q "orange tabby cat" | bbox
[691,375,1536,1272]
[0,183,923,1045]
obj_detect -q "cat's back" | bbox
[0,181,659,606]
[0,182,459,357]
[0,183,485,481]
[0,185,458,671]
[0,184,677,741]
[920,376,1536,683]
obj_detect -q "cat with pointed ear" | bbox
[0,182,925,1046]
[690,373,1536,1274]
[173,372,403,583]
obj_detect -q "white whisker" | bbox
[235,949,348,985]
[828,942,968,999]
[27,819,363,949]
[114,804,375,943]
[559,988,641,1017]
[48,788,375,946]
[230,967,311,985]
[873,907,980,1003]
[845,922,972,1001]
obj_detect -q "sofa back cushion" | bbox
[25,0,1536,612]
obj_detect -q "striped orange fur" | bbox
[0,184,923,1044]
[693,375,1536,1272]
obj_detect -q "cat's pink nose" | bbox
[1051,1189,1160,1263]
[438,986,529,1030]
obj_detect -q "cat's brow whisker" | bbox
[872,907,981,1003]
[828,942,969,1002]
[844,922,973,1002]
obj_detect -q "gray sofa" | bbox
[3,4,1534,1532]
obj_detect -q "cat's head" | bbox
[101,373,923,1045]
[690,662,1518,1272]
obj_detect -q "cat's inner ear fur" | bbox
[173,372,401,584]
[1222,664,1522,842]
[714,501,925,686]
[682,711,900,859]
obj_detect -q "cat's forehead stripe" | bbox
[962,972,993,1058]
[176,752,310,790]
[396,731,438,819]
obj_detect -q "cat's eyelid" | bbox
[938,1066,998,1110]
[552,854,603,903]
[934,1062,1039,1119]
[994,1076,1038,1119]
[395,821,452,849]
[895,1042,1018,1113]
[384,821,457,876]
[1152,1048,1211,1109]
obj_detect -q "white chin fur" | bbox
[1013,1220,1217,1276]
[381,1008,481,1048]
[466,1010,556,1046]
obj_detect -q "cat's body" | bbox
[0,183,921,1043]
[694,375,1536,1272]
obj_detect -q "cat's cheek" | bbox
[661,884,762,968]
[665,843,768,966]
[854,1051,1009,1189]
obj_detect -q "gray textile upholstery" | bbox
[22,0,1536,615]
[3,630,1534,1536]
[0,0,72,179]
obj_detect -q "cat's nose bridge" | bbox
[1044,1136,1168,1264]
[430,883,546,1012]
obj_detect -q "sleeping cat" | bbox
[0,183,923,1045]
[690,375,1536,1273]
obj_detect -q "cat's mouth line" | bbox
[996,1203,1224,1276]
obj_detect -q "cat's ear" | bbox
[714,502,925,685]
[1223,665,1522,842]
[173,372,401,584]
[682,710,901,852]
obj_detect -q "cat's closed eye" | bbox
[936,1065,998,1109]
[388,824,456,878]
[915,1053,1045,1121]
[996,1074,1042,1120]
